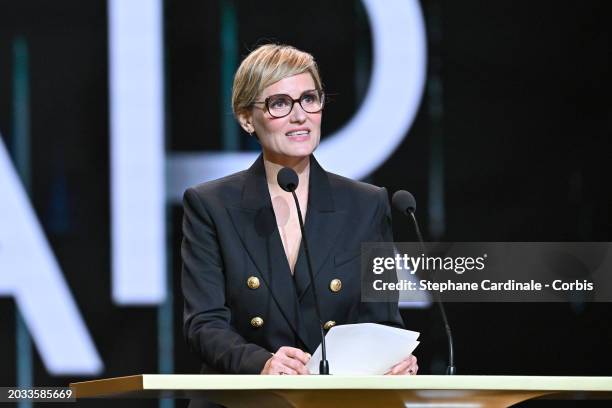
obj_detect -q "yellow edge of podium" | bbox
[70,375,612,408]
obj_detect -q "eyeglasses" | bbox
[252,90,325,118]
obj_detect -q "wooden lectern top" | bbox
[71,374,612,408]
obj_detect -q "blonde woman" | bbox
[181,44,417,379]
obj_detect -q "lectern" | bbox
[70,375,612,407]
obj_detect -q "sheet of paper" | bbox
[306,323,420,375]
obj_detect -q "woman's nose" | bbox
[289,103,307,123]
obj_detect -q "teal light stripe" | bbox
[158,227,174,408]
[220,0,239,150]
[157,279,174,408]
[157,277,174,369]
[159,2,173,406]
[158,210,174,376]
[16,315,32,408]
[12,36,33,408]
[12,37,31,190]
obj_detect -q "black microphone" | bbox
[392,190,456,375]
[277,167,330,375]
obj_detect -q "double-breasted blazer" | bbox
[181,154,403,374]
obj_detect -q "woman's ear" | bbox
[237,111,254,135]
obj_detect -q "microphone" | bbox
[391,190,420,239]
[277,167,330,375]
[392,190,456,375]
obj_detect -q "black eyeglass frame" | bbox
[252,89,325,118]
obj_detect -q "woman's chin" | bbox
[289,147,316,159]
[281,143,317,158]
[264,141,319,163]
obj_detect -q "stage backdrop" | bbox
[0,1,610,407]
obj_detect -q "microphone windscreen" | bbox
[277,167,299,192]
[392,190,417,214]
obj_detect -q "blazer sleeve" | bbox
[181,187,272,374]
[358,186,404,328]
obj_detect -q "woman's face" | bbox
[243,72,322,162]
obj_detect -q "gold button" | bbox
[329,279,342,293]
[323,320,336,330]
[250,317,264,328]
[247,276,260,289]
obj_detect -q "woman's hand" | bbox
[385,354,418,375]
[261,346,311,375]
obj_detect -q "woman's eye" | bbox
[302,95,315,104]
[270,98,290,109]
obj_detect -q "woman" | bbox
[182,44,418,376]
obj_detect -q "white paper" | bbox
[306,323,420,375]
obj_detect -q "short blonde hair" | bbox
[232,44,323,118]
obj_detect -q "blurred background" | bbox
[0,0,610,407]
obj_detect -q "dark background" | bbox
[0,0,610,407]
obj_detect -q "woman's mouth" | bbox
[286,129,311,141]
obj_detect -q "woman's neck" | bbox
[263,154,311,194]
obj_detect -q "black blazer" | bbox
[181,154,403,374]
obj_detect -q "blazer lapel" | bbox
[294,156,347,301]
[226,155,309,346]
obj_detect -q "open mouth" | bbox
[286,130,310,137]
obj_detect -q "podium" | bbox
[71,375,612,407]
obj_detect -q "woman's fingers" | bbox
[264,357,298,375]
[270,359,298,375]
[385,355,418,375]
[405,354,417,368]
[276,354,310,375]
[263,346,311,375]
[386,360,409,375]
[279,346,311,365]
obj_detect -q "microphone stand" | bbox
[290,191,330,375]
[409,211,456,375]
